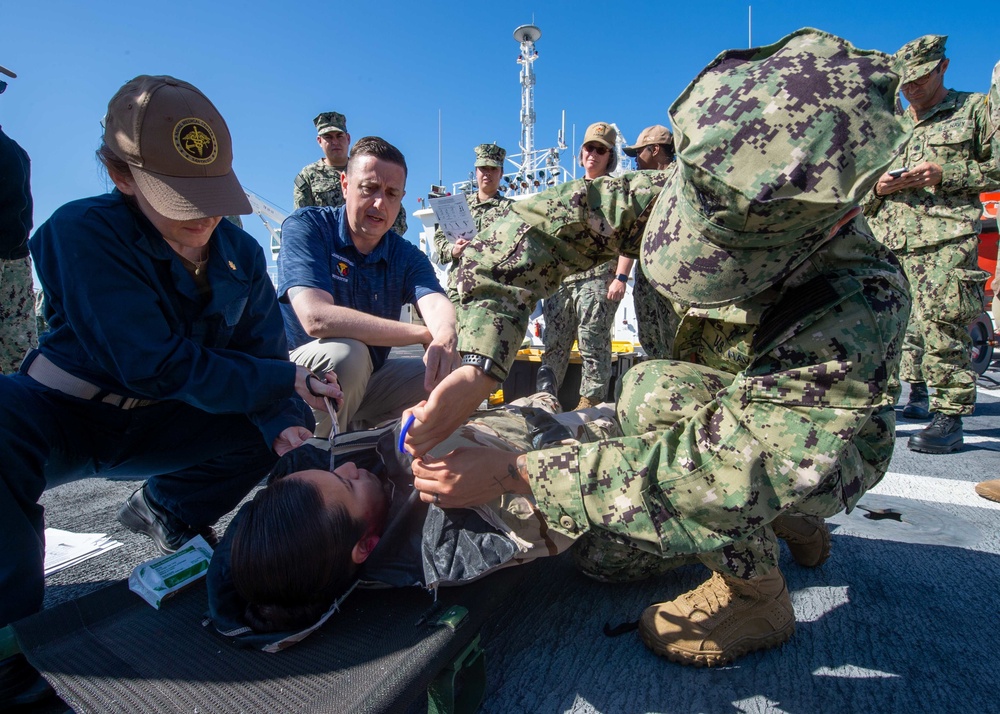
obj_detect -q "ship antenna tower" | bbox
[514,24,541,162]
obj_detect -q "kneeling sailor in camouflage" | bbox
[404,29,910,666]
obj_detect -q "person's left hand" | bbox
[412,447,530,508]
[422,330,459,391]
[272,426,312,456]
[451,238,470,259]
[607,277,626,301]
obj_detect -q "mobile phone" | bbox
[888,167,909,178]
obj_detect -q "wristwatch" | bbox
[616,273,629,283]
[460,353,505,382]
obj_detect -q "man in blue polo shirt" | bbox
[277,136,457,436]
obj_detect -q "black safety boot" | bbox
[535,364,558,397]
[901,382,930,420]
[907,413,963,454]
[117,486,218,554]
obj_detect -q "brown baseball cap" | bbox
[582,122,617,149]
[623,125,673,157]
[103,75,250,220]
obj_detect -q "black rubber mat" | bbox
[12,564,529,714]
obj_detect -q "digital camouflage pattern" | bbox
[525,221,910,578]
[293,159,409,235]
[455,28,910,578]
[643,29,907,309]
[541,278,617,400]
[863,74,999,413]
[474,143,506,168]
[632,267,678,360]
[893,34,946,84]
[314,111,347,136]
[0,255,36,374]
[432,191,513,307]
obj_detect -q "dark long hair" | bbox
[230,477,366,633]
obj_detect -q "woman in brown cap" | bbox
[538,121,620,409]
[0,75,342,706]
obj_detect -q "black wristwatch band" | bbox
[616,273,629,283]
[460,353,505,382]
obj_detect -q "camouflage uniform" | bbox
[863,35,999,416]
[632,264,679,359]
[456,29,911,580]
[0,125,35,374]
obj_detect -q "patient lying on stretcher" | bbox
[206,393,620,650]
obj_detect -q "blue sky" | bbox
[3,1,998,259]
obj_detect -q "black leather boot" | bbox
[907,413,963,454]
[901,382,930,420]
[535,364,558,397]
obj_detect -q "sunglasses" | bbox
[582,143,609,156]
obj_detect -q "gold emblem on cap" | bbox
[228,260,236,270]
[594,124,607,136]
[173,118,218,165]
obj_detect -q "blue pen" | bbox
[398,414,416,454]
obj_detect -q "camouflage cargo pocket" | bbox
[937,268,988,325]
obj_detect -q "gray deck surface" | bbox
[21,354,1000,714]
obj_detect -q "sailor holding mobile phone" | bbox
[864,34,1000,454]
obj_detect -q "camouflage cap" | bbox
[582,122,617,149]
[641,28,908,308]
[893,35,946,84]
[314,111,348,136]
[623,125,673,157]
[474,142,506,168]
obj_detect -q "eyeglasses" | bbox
[582,143,609,155]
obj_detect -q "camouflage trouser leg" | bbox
[541,286,577,388]
[617,360,779,579]
[899,238,987,415]
[0,256,38,375]
[633,268,678,360]
[568,277,615,400]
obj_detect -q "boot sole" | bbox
[639,620,795,667]
[906,440,963,455]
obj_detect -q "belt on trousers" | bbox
[24,352,159,410]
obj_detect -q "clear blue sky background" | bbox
[3,1,997,259]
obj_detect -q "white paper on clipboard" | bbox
[429,195,477,243]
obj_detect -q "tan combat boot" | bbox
[639,568,795,667]
[574,395,598,410]
[772,513,831,567]
[975,479,1000,504]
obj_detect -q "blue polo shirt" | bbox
[276,205,443,370]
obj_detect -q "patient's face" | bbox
[291,464,390,535]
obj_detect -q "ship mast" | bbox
[514,24,541,164]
